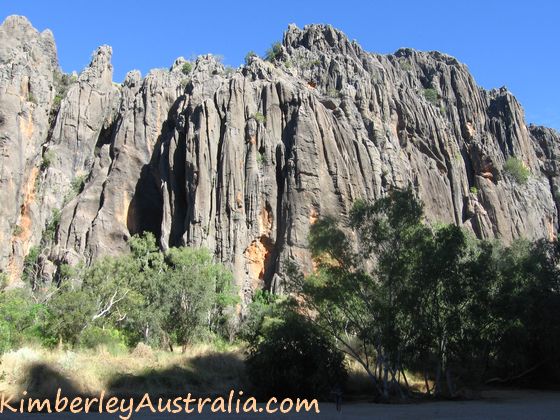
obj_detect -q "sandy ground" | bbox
[1,390,559,419]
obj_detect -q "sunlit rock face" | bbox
[1,17,559,300]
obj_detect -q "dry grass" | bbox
[345,358,433,399]
[0,343,248,399]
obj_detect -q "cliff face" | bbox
[1,16,559,299]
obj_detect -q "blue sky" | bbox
[1,0,558,129]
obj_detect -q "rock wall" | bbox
[1,17,559,300]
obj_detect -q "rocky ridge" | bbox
[1,16,559,301]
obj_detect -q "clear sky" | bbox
[1,0,558,129]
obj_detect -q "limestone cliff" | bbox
[1,16,558,300]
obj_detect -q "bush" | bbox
[423,88,439,104]
[64,173,87,204]
[244,51,258,65]
[470,186,479,195]
[42,289,96,347]
[504,157,530,184]
[12,224,23,236]
[253,112,266,124]
[0,289,46,353]
[78,326,127,354]
[265,42,282,62]
[53,94,63,109]
[246,311,347,399]
[41,149,55,171]
[44,209,61,242]
[239,290,279,343]
[181,62,193,75]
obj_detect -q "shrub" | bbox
[504,157,530,184]
[246,311,347,399]
[256,151,266,165]
[265,42,282,62]
[239,290,279,343]
[53,94,63,109]
[400,60,412,71]
[244,51,258,65]
[470,186,479,195]
[181,62,193,75]
[23,246,41,286]
[253,112,266,124]
[12,224,23,236]
[79,326,127,354]
[0,289,46,353]
[423,88,439,104]
[42,288,96,346]
[0,272,7,290]
[41,150,55,171]
[326,88,340,98]
[27,93,37,105]
[44,209,61,242]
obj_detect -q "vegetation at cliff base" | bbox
[2,191,560,400]
[1,233,238,353]
[285,188,560,397]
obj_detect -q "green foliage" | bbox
[50,72,77,122]
[12,224,23,236]
[470,186,479,195]
[22,246,41,287]
[44,209,61,242]
[43,287,96,346]
[289,187,560,396]
[256,151,266,165]
[239,290,280,344]
[265,42,283,62]
[40,149,55,171]
[36,233,237,350]
[253,112,266,124]
[181,62,193,75]
[400,60,413,71]
[423,88,439,104]
[53,94,63,109]
[0,272,7,290]
[326,88,340,98]
[64,173,87,204]
[71,174,87,193]
[246,310,347,399]
[78,326,127,354]
[244,51,258,65]
[163,246,237,349]
[0,289,47,353]
[504,157,530,184]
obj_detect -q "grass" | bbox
[0,344,436,402]
[0,344,247,399]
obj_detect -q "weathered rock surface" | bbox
[1,16,559,299]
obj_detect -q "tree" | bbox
[289,189,486,396]
[246,309,347,399]
[163,247,236,351]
